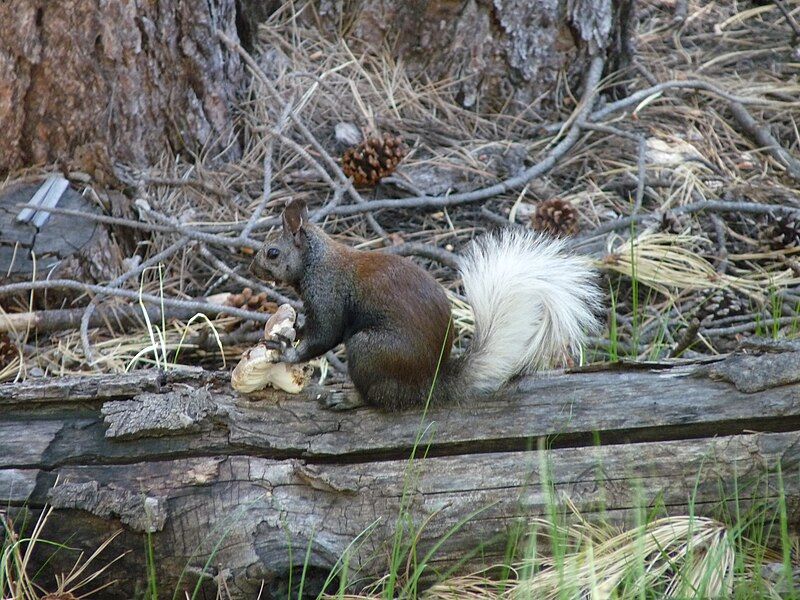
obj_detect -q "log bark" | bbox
[3,350,800,598]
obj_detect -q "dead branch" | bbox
[0,303,213,336]
[383,243,460,270]
[197,246,299,308]
[0,280,271,324]
[241,102,294,241]
[727,99,800,181]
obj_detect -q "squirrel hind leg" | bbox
[346,332,448,411]
[357,378,432,411]
[311,383,364,411]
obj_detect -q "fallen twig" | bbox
[727,99,800,181]
[0,280,271,324]
[701,316,800,337]
[383,243,460,270]
[242,102,295,241]
[576,200,800,245]
[1,304,202,335]
[772,0,800,40]
[198,246,299,308]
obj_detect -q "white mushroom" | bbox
[231,304,313,394]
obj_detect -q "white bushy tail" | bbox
[459,229,601,392]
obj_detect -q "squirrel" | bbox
[250,199,601,411]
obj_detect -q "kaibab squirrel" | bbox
[250,199,601,410]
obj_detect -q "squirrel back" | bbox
[251,199,601,410]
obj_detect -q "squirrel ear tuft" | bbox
[282,199,309,236]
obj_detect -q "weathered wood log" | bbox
[3,351,800,598]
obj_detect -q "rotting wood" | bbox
[3,351,800,598]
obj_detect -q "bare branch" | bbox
[727,99,800,181]
[0,280,271,324]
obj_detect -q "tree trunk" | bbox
[305,0,635,113]
[0,0,242,177]
[3,349,800,598]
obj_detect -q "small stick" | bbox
[310,186,346,223]
[137,204,261,249]
[672,0,688,26]
[241,136,274,241]
[701,316,800,337]
[15,204,175,234]
[16,203,262,248]
[727,100,800,181]
[383,243,460,270]
[198,246,299,308]
[242,102,294,240]
[1,304,202,335]
[575,200,800,243]
[710,215,729,275]
[772,0,800,39]
[0,280,272,324]
[669,318,700,358]
[633,135,647,216]
[143,175,229,198]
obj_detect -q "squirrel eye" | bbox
[266,247,280,259]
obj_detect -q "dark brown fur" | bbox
[343,248,455,409]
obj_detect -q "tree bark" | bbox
[0,0,242,177]
[3,350,800,598]
[307,0,635,113]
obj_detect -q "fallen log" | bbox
[2,349,800,598]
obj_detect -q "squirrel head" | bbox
[250,199,311,286]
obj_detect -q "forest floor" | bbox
[2,1,800,381]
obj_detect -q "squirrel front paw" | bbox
[262,335,300,363]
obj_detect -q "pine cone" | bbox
[531,199,579,237]
[760,213,800,250]
[342,134,408,186]
[227,288,278,314]
[697,289,749,323]
[0,334,15,370]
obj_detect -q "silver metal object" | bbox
[15,174,69,228]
